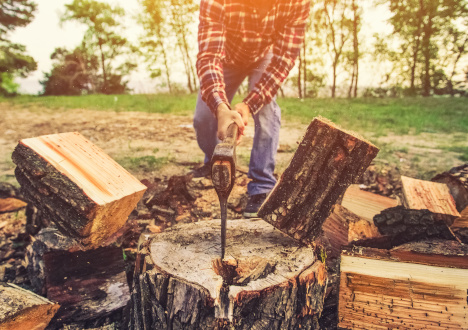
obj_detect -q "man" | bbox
[193,0,310,217]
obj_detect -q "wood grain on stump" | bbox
[258,117,379,243]
[130,219,327,330]
[12,132,147,247]
[0,282,60,330]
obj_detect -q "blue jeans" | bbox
[193,53,281,196]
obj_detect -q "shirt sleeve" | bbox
[243,0,310,114]
[196,0,229,115]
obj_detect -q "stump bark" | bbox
[26,227,130,324]
[338,240,468,329]
[130,219,328,329]
[12,132,147,247]
[258,117,378,243]
[0,282,60,330]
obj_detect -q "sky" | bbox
[10,0,392,95]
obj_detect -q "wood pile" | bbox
[0,132,147,329]
[338,168,468,329]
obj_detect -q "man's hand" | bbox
[216,103,245,141]
[233,102,250,126]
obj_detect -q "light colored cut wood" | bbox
[258,117,379,243]
[338,242,468,329]
[12,132,147,247]
[400,176,460,224]
[0,197,27,213]
[0,282,60,330]
[341,184,398,222]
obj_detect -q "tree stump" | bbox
[258,117,379,243]
[338,240,468,329]
[26,227,130,324]
[12,132,147,247]
[130,219,327,329]
[0,282,60,330]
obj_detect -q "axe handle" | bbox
[223,122,238,146]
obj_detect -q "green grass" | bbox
[2,94,467,135]
[117,155,173,171]
[444,146,468,161]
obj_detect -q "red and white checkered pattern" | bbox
[197,0,310,114]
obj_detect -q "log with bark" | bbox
[341,184,398,222]
[338,240,468,329]
[432,163,468,212]
[12,132,147,247]
[258,117,379,243]
[130,219,327,329]
[0,282,60,330]
[373,206,454,245]
[400,175,460,224]
[26,227,130,325]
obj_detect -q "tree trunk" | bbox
[331,61,337,98]
[130,219,327,329]
[258,117,379,244]
[158,37,172,94]
[12,132,146,248]
[298,52,303,98]
[98,39,108,94]
[421,12,433,97]
[338,240,468,329]
[0,282,60,330]
[26,227,130,325]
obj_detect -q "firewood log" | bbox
[258,117,379,243]
[12,132,146,247]
[341,184,398,222]
[130,219,327,329]
[338,240,468,329]
[26,227,130,324]
[400,176,460,224]
[0,282,60,330]
[432,163,468,212]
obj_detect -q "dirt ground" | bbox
[1,103,465,186]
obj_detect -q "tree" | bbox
[41,45,100,95]
[0,0,37,96]
[62,0,135,94]
[314,0,354,98]
[379,0,468,96]
[138,0,173,93]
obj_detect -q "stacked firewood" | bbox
[1,132,146,329]
[337,166,468,329]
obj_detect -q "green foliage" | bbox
[61,0,135,94]
[118,155,172,171]
[0,0,37,96]
[41,45,100,96]
[375,0,468,96]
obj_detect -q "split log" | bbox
[26,227,130,324]
[258,117,379,243]
[320,205,353,259]
[341,185,398,222]
[451,207,468,243]
[373,206,454,245]
[0,282,60,330]
[0,197,27,213]
[338,240,468,329]
[400,175,460,224]
[12,132,147,247]
[432,163,468,212]
[130,219,327,329]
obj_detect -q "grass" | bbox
[117,155,173,171]
[2,94,467,137]
[444,146,468,161]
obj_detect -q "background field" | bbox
[1,95,467,186]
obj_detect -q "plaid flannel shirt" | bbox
[197,0,310,115]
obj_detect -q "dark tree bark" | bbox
[258,117,379,243]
